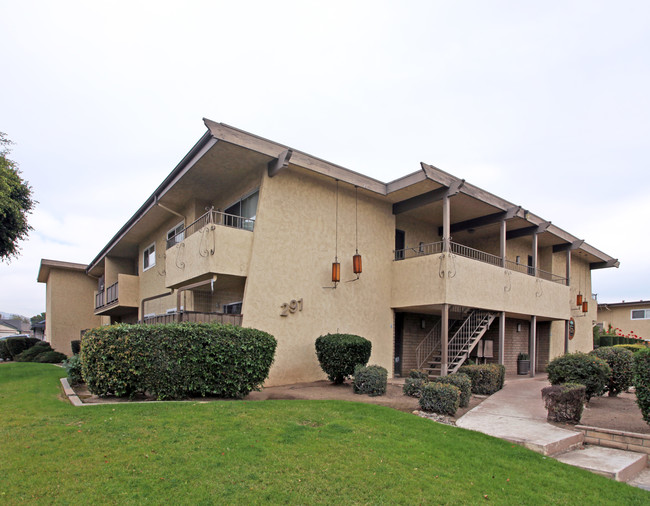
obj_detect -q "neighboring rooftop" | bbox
[598,300,650,309]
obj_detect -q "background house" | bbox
[597,300,650,341]
[38,119,618,383]
[0,319,32,337]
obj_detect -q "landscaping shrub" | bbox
[589,346,634,396]
[615,344,648,354]
[541,383,586,424]
[633,348,650,424]
[34,351,68,363]
[315,333,371,384]
[431,373,471,408]
[5,336,41,359]
[15,342,52,362]
[419,382,460,416]
[63,354,83,385]
[599,335,613,347]
[82,323,277,400]
[546,352,610,401]
[0,340,11,360]
[353,365,387,396]
[457,364,506,395]
[71,340,81,355]
[408,369,429,380]
[403,377,427,398]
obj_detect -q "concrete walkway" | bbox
[456,374,650,489]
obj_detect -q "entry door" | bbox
[394,312,404,376]
[395,229,405,260]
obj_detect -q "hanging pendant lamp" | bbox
[352,186,362,277]
[329,180,340,288]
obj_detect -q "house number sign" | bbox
[280,298,303,317]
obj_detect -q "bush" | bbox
[615,344,648,353]
[353,365,387,396]
[589,346,634,396]
[633,348,650,424]
[599,335,613,348]
[409,369,429,380]
[0,340,11,360]
[81,323,277,400]
[546,352,610,401]
[457,364,506,395]
[403,377,427,398]
[419,382,460,416]
[431,373,472,408]
[71,340,81,355]
[34,350,68,363]
[315,333,371,384]
[541,383,586,424]
[4,336,40,359]
[15,342,52,362]
[63,354,83,385]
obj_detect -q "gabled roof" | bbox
[598,300,650,309]
[83,119,619,273]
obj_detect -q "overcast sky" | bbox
[1,1,648,318]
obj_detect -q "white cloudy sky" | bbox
[1,1,649,318]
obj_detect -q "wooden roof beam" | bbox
[506,221,551,240]
[267,148,293,177]
[393,179,465,215]
[438,206,520,236]
[591,259,620,270]
[552,239,585,253]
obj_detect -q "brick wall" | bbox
[398,313,440,374]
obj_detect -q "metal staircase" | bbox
[417,309,497,376]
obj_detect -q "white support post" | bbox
[442,195,450,253]
[530,316,537,377]
[500,219,506,267]
[441,304,449,376]
[532,232,538,276]
[498,312,505,365]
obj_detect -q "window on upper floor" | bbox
[167,221,185,245]
[143,243,156,271]
[631,309,650,320]
[224,189,258,230]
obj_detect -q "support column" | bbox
[564,319,570,354]
[529,316,537,377]
[500,219,506,267]
[441,304,449,376]
[442,195,450,253]
[565,249,571,286]
[531,232,538,276]
[498,311,506,365]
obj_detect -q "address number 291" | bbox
[280,298,303,317]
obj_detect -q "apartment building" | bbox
[38,119,618,385]
[597,300,650,340]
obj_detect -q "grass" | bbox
[1,363,649,504]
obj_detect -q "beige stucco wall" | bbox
[598,303,650,341]
[44,268,103,355]
[105,256,136,286]
[241,167,395,386]
[395,215,439,249]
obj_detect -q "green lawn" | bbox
[1,363,648,504]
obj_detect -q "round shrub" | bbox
[5,336,41,359]
[63,354,83,385]
[541,383,586,424]
[546,352,610,401]
[34,351,68,363]
[457,364,505,395]
[0,339,13,360]
[419,382,460,416]
[403,377,427,398]
[432,373,471,408]
[353,365,387,396]
[15,342,52,362]
[315,333,371,384]
[633,348,650,424]
[589,346,634,396]
[71,340,81,355]
[409,369,429,380]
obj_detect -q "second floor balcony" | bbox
[94,274,140,316]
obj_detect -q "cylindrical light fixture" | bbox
[332,261,340,283]
[353,253,362,274]
[582,301,588,313]
[576,294,583,306]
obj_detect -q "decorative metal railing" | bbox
[394,241,567,285]
[447,310,496,373]
[416,320,441,369]
[166,210,255,250]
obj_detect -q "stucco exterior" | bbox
[597,300,650,341]
[38,119,619,379]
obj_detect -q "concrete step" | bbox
[555,446,648,482]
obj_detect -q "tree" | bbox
[30,312,46,324]
[0,132,36,262]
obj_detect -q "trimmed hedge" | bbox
[633,348,650,424]
[457,364,505,395]
[15,342,52,362]
[541,383,586,424]
[408,369,429,380]
[589,346,634,397]
[81,323,277,400]
[315,333,371,384]
[34,350,68,363]
[0,340,11,360]
[353,365,387,396]
[403,377,426,398]
[419,382,460,416]
[431,373,471,408]
[5,336,41,359]
[614,344,648,354]
[546,352,610,401]
[71,340,81,355]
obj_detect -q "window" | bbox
[167,221,185,245]
[143,243,156,271]
[224,189,258,230]
[631,309,650,320]
[223,302,242,314]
